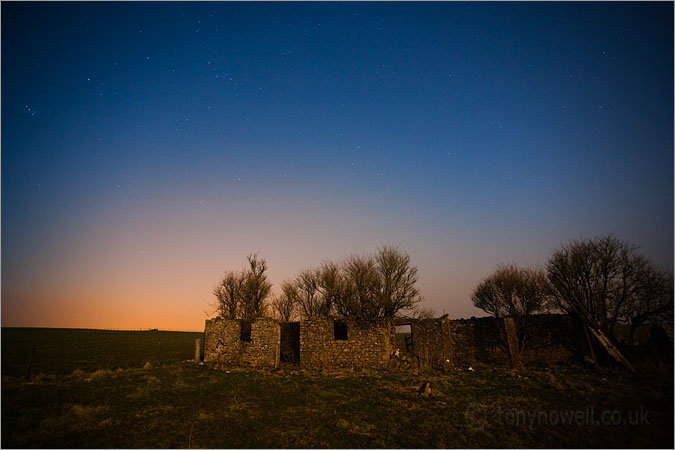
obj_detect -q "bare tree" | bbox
[510,266,553,349]
[471,269,512,320]
[272,283,297,322]
[316,261,349,311]
[410,306,436,320]
[336,255,382,319]
[546,235,673,370]
[471,264,551,350]
[239,253,272,321]
[212,254,272,321]
[626,265,674,334]
[374,245,423,318]
[282,246,425,321]
[546,235,666,336]
[293,269,333,318]
[213,271,244,319]
[334,246,423,320]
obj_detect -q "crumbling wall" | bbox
[300,318,394,369]
[204,313,578,371]
[409,318,453,370]
[245,318,281,368]
[519,314,576,366]
[204,317,242,364]
[450,316,507,366]
[203,317,280,368]
[451,314,577,368]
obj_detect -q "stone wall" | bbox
[519,314,577,366]
[204,313,580,371]
[203,317,280,368]
[203,317,242,364]
[299,318,395,370]
[408,318,453,370]
[450,317,508,366]
[246,318,281,368]
[450,314,577,368]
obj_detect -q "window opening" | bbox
[240,321,252,342]
[334,320,348,340]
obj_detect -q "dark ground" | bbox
[2,328,673,448]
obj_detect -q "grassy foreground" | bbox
[2,362,673,448]
[2,328,673,448]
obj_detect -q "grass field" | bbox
[1,328,203,377]
[2,328,673,448]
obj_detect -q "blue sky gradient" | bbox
[2,2,672,329]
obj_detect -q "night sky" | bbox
[2,2,673,330]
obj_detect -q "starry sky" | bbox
[2,2,673,331]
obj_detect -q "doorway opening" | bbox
[280,322,300,365]
[396,324,413,354]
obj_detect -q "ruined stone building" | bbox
[203,317,398,370]
[202,313,583,370]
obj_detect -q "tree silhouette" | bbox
[547,235,673,340]
[472,264,551,350]
[213,253,272,321]
[284,245,424,320]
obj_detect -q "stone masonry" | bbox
[204,317,280,368]
[450,314,577,368]
[407,317,454,370]
[203,317,242,364]
[203,313,586,371]
[299,318,395,370]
